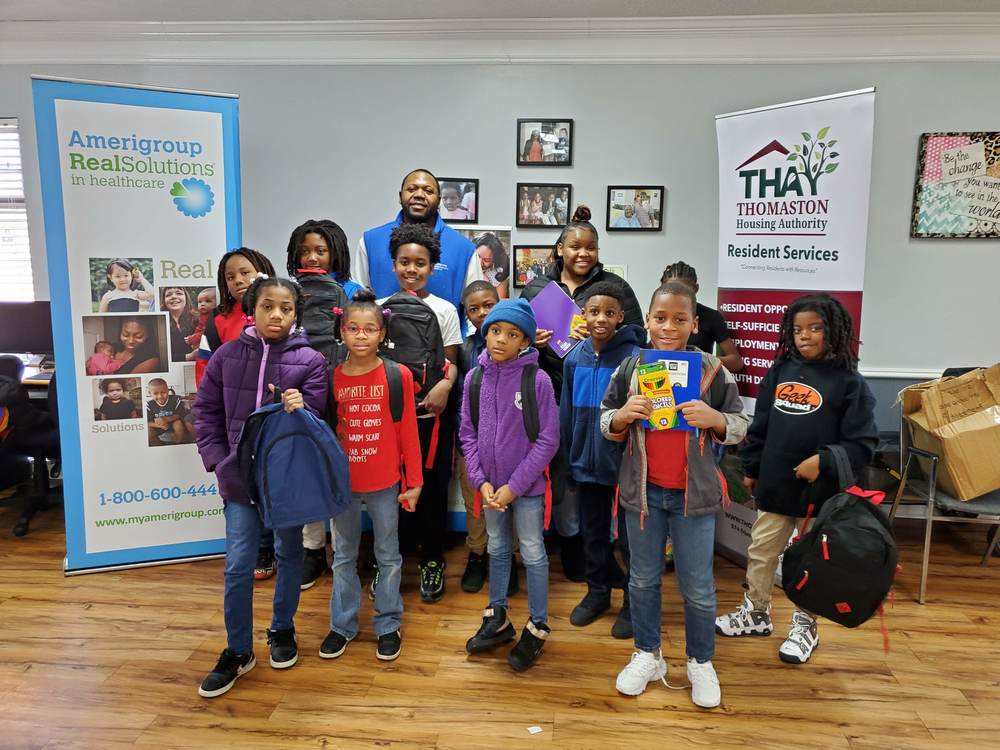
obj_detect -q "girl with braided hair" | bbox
[715,293,877,666]
[286,219,362,301]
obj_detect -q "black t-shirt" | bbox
[689,303,731,355]
[147,394,187,424]
[99,397,137,420]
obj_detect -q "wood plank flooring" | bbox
[1,499,998,749]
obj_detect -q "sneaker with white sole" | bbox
[778,610,819,664]
[615,650,667,696]
[687,658,721,708]
[715,592,773,637]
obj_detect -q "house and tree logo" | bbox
[737,127,841,198]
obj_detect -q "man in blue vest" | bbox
[354,169,483,332]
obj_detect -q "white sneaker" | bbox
[778,610,819,664]
[615,650,667,696]
[687,658,721,708]
[715,592,773,637]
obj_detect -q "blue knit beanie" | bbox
[482,298,536,340]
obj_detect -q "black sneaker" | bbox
[466,605,517,653]
[461,552,487,593]
[507,563,520,596]
[560,534,585,583]
[254,547,275,581]
[611,605,633,640]
[319,630,353,659]
[198,648,256,698]
[419,560,445,602]
[266,627,298,669]
[377,630,402,661]
[508,620,550,672]
[300,547,328,591]
[367,564,380,601]
[569,590,611,627]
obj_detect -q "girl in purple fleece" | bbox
[194,275,328,699]
[459,299,560,672]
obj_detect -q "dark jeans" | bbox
[399,410,455,565]
[578,480,629,601]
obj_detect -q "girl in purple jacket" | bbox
[460,299,560,672]
[194,275,329,699]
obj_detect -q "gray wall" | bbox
[3,62,999,381]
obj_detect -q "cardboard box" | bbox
[899,363,1000,500]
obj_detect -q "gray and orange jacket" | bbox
[599,348,749,523]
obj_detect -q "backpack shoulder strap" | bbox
[521,364,540,443]
[205,311,222,352]
[622,355,640,393]
[470,366,484,431]
[827,443,855,491]
[382,358,405,423]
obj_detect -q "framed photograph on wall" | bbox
[516,119,573,166]
[438,177,478,224]
[516,183,572,228]
[911,132,1000,238]
[512,245,553,289]
[603,263,628,282]
[452,225,513,299]
[606,186,664,232]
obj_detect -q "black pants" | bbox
[399,410,455,565]
[578,480,629,601]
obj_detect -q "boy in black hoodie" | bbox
[560,282,645,638]
[715,294,877,665]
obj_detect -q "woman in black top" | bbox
[114,317,162,374]
[161,286,198,362]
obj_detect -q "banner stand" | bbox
[32,76,241,573]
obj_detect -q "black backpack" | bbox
[781,445,898,628]
[378,292,446,407]
[468,363,540,441]
[295,269,349,366]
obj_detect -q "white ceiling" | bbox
[2,0,999,22]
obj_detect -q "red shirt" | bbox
[334,361,423,494]
[195,306,247,386]
[645,428,688,490]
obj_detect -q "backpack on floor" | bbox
[378,291,446,406]
[780,445,898,628]
[294,268,349,366]
[237,395,351,529]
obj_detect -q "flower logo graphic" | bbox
[170,178,215,218]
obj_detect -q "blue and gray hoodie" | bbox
[560,323,646,486]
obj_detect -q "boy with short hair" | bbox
[146,378,190,446]
[561,281,645,638]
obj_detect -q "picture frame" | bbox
[516,119,573,166]
[603,263,628,282]
[452,225,513,299]
[512,245,553,289]
[911,132,1000,238]
[516,183,572,229]
[438,177,479,225]
[606,186,665,232]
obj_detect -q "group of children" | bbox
[192,204,878,710]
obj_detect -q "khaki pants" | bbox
[456,456,488,555]
[745,511,813,610]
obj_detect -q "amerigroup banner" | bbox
[715,88,875,410]
[32,77,241,572]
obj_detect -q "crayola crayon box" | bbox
[638,349,702,432]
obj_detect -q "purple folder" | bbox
[528,281,583,359]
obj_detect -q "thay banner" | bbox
[32,77,241,572]
[715,88,875,412]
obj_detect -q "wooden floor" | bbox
[2,500,999,750]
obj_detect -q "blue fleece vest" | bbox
[362,211,476,321]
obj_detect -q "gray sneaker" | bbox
[778,610,819,664]
[715,592,774,637]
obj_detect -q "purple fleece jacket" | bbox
[195,326,329,503]
[459,348,559,498]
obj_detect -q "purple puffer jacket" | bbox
[459,348,559,498]
[195,326,329,503]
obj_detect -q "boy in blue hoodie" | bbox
[460,299,560,672]
[561,282,645,639]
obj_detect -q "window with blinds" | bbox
[0,118,34,301]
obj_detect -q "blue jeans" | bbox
[625,484,716,662]
[224,501,304,654]
[330,485,403,638]
[485,494,549,624]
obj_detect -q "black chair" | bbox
[0,356,62,537]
